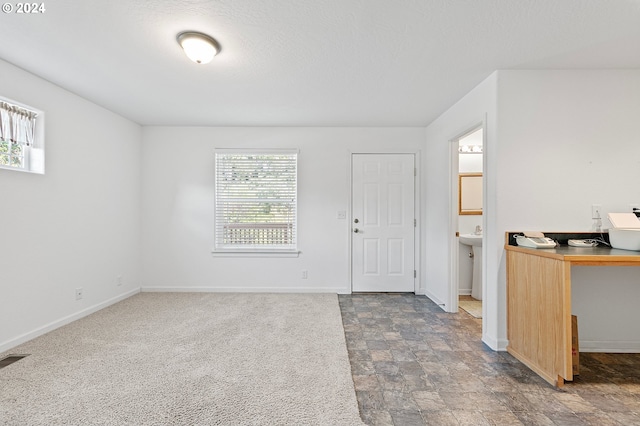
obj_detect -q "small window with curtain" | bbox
[0,96,44,174]
[214,149,298,255]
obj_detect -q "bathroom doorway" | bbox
[449,125,484,320]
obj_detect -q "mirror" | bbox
[459,173,482,215]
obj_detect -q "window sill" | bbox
[211,249,301,258]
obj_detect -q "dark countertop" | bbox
[505,232,640,263]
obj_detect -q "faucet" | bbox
[474,225,482,235]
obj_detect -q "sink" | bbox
[459,233,483,247]
[459,233,483,300]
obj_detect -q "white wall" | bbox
[424,72,498,346]
[0,60,142,352]
[4,63,637,355]
[496,70,640,351]
[459,154,483,171]
[141,127,423,293]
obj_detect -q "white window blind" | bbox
[215,150,297,251]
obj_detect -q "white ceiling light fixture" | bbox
[176,31,220,64]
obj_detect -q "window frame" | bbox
[212,148,300,257]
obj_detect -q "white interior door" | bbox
[352,154,415,292]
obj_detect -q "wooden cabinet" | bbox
[505,233,640,387]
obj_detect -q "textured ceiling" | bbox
[1,0,639,126]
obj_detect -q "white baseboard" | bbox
[483,335,508,352]
[579,340,640,353]
[141,286,350,294]
[0,288,140,354]
[458,289,472,296]
[423,290,448,311]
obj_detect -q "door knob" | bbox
[353,228,360,233]
[354,218,359,223]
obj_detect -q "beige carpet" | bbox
[0,293,364,425]
[459,299,482,318]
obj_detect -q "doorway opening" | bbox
[449,126,484,320]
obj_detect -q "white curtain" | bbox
[0,101,37,146]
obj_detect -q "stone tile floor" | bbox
[338,293,640,425]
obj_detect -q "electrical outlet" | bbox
[116,275,123,286]
[591,204,603,232]
[301,270,308,279]
[75,287,83,300]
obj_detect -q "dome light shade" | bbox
[177,31,220,64]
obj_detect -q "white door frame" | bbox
[348,151,421,294]
[447,122,486,313]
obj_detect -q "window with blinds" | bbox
[215,150,297,251]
